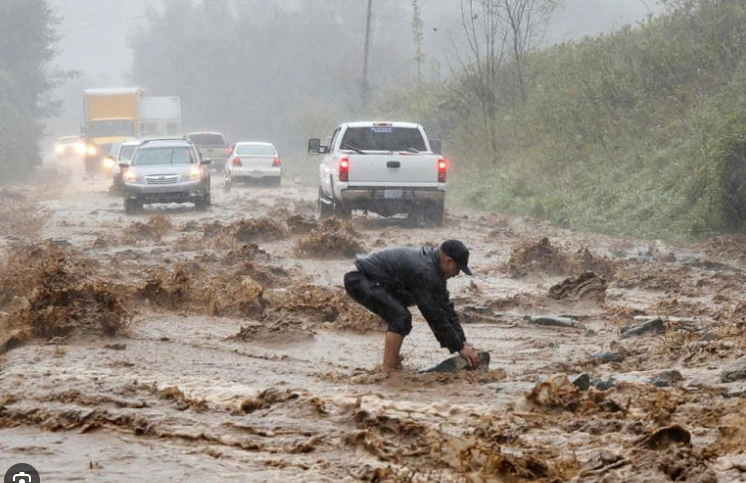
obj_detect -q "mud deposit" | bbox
[1,167,745,482]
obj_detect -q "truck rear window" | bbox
[187,133,226,146]
[340,127,426,152]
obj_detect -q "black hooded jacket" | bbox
[354,246,467,353]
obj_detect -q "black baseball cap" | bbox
[440,240,472,275]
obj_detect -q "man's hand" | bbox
[459,344,481,367]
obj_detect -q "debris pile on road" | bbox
[203,217,290,248]
[122,214,173,243]
[0,243,131,344]
[505,237,614,278]
[264,283,380,331]
[295,217,365,259]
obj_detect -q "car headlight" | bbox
[54,145,63,154]
[75,143,86,154]
[87,145,97,155]
[188,166,201,180]
[124,169,137,183]
[103,157,115,169]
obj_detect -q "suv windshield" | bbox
[132,146,195,166]
[187,133,226,146]
[118,144,139,161]
[236,144,276,156]
[88,120,134,137]
[340,126,426,152]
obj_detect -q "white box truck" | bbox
[139,96,182,137]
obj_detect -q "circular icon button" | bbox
[4,464,39,483]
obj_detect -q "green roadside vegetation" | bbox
[372,0,746,240]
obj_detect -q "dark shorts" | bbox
[343,270,412,336]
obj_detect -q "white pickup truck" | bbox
[307,121,447,225]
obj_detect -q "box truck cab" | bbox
[81,87,144,175]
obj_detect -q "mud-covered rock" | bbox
[592,352,624,364]
[721,356,746,383]
[650,370,684,387]
[570,373,591,391]
[620,317,665,339]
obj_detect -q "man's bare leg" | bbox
[382,331,404,371]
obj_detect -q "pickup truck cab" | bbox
[308,121,446,225]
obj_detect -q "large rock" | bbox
[721,357,746,383]
[620,318,665,339]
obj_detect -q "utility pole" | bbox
[362,0,373,108]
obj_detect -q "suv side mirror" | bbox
[430,139,442,155]
[308,138,321,155]
[118,161,130,170]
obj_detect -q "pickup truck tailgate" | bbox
[347,154,439,184]
[199,146,229,160]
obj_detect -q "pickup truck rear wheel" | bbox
[333,201,352,219]
[424,201,445,226]
[318,188,334,219]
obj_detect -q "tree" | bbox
[503,0,559,103]
[452,0,558,161]
[0,0,60,182]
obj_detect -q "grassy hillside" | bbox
[373,0,746,240]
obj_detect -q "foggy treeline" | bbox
[129,0,462,155]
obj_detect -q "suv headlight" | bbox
[54,145,63,154]
[124,169,137,183]
[87,145,97,155]
[188,166,201,180]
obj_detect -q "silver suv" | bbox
[121,138,212,214]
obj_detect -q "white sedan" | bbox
[224,142,281,188]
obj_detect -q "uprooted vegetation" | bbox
[0,243,132,348]
[295,217,366,259]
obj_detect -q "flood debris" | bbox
[203,217,290,248]
[284,214,317,235]
[548,271,607,302]
[504,237,614,278]
[123,214,172,242]
[620,317,665,339]
[295,217,365,259]
[592,352,625,363]
[229,312,315,344]
[0,243,131,343]
[636,424,691,450]
[527,373,582,411]
[525,314,587,331]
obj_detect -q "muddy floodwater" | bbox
[1,161,746,482]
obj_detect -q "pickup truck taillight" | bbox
[437,157,448,182]
[232,157,242,166]
[339,157,349,182]
[272,157,281,167]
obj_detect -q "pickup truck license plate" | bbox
[384,189,403,199]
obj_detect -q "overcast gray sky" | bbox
[51,0,661,85]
